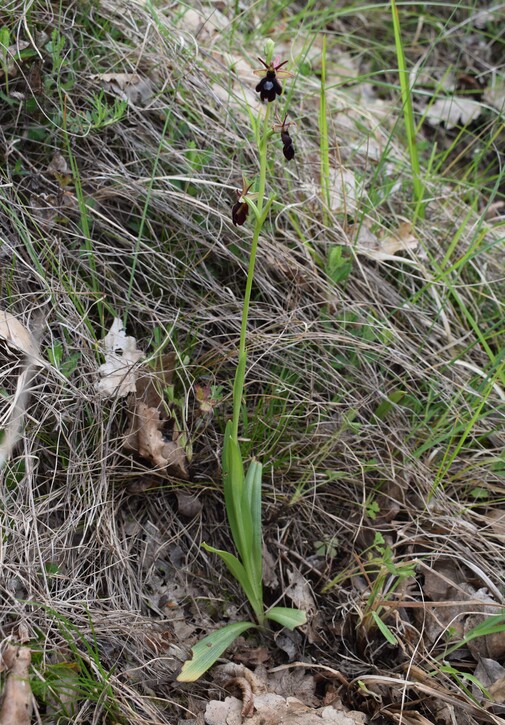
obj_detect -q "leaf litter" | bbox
[205,664,366,725]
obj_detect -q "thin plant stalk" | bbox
[391,0,425,220]
[232,102,272,441]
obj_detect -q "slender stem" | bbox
[232,103,272,441]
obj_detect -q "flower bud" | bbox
[263,39,275,64]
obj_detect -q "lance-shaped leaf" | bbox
[177,621,257,682]
[265,607,307,630]
[202,543,263,622]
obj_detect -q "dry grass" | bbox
[1,0,504,723]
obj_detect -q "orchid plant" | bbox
[177,41,305,683]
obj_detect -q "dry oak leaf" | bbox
[0,40,30,78]
[123,353,188,478]
[90,72,153,105]
[96,318,144,397]
[0,644,33,725]
[205,695,366,725]
[124,402,188,477]
[425,97,482,129]
[346,221,418,262]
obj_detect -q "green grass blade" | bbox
[265,607,307,630]
[371,612,398,644]
[390,0,424,218]
[176,621,257,682]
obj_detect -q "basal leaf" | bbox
[176,621,256,682]
[244,460,263,591]
[265,607,307,630]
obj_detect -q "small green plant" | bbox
[46,340,81,378]
[66,91,128,136]
[177,40,306,683]
[327,246,352,284]
[324,532,416,646]
[359,533,416,642]
[0,26,11,95]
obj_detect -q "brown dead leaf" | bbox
[473,658,505,704]
[176,491,202,518]
[91,72,153,105]
[123,354,189,478]
[465,590,505,660]
[204,694,366,724]
[488,674,505,704]
[0,645,33,725]
[124,402,188,476]
[285,569,320,643]
[47,152,72,187]
[233,645,269,667]
[0,40,30,78]
[483,80,505,112]
[268,667,318,708]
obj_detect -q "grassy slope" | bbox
[0,0,504,722]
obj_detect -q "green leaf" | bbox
[202,543,263,621]
[371,612,398,644]
[176,621,257,682]
[222,422,245,557]
[265,607,307,630]
[244,460,263,592]
[225,429,254,566]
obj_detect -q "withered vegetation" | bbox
[1,1,504,723]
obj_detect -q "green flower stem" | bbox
[232,103,272,441]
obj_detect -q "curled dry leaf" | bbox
[0,40,30,78]
[124,353,189,479]
[285,569,319,643]
[0,645,33,725]
[0,310,40,360]
[47,152,72,187]
[96,318,144,397]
